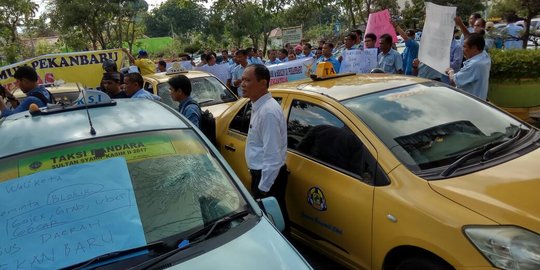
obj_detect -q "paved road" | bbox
[289,238,348,270]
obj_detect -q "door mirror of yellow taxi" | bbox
[259,197,285,232]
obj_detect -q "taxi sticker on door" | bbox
[307,186,327,211]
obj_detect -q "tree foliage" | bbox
[0,0,38,62]
[49,0,148,51]
[429,0,484,18]
[144,0,206,38]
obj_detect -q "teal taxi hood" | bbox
[166,218,312,270]
[0,99,189,158]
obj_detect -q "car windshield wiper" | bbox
[440,125,528,177]
[130,210,250,270]
[198,99,215,106]
[482,126,527,160]
[61,241,163,270]
[440,139,506,177]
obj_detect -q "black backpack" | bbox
[183,99,217,146]
[27,90,55,105]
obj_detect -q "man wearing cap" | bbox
[122,48,156,75]
[102,72,128,99]
[0,66,53,117]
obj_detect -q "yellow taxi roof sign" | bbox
[310,62,355,81]
[166,62,188,75]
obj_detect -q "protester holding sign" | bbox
[338,34,357,63]
[364,33,378,49]
[391,21,419,75]
[446,34,491,100]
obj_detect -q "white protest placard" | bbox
[419,2,456,74]
[339,49,379,73]
[282,26,303,45]
[196,64,231,84]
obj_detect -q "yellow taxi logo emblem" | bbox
[307,186,327,211]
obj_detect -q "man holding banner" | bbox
[391,21,419,76]
[446,33,491,101]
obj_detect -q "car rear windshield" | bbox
[157,76,237,108]
[342,82,527,173]
[0,129,245,245]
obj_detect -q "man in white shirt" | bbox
[241,64,288,232]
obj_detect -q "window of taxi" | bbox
[0,130,246,244]
[157,76,236,108]
[228,97,282,135]
[342,82,533,177]
[287,99,377,183]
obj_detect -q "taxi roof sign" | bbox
[310,62,355,81]
[33,90,116,116]
[166,62,189,75]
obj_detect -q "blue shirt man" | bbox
[169,74,201,128]
[1,85,51,117]
[402,38,419,75]
[0,66,51,118]
[450,38,463,72]
[313,43,340,73]
[232,64,246,97]
[231,49,250,97]
[124,73,160,101]
[266,59,281,65]
[504,22,523,49]
[392,22,419,75]
[178,96,201,128]
[378,49,403,74]
[377,34,403,74]
[131,89,160,100]
[447,34,491,101]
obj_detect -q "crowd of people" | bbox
[1,11,531,120]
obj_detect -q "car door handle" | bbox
[224,144,236,152]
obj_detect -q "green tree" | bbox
[429,0,484,18]
[144,0,206,38]
[49,0,147,51]
[401,0,425,29]
[0,0,38,62]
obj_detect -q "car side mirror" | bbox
[258,197,285,232]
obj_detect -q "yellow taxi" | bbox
[215,72,540,270]
[142,68,237,118]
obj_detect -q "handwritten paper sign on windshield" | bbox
[339,49,379,73]
[0,157,146,270]
[365,9,398,46]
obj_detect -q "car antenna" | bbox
[76,83,96,135]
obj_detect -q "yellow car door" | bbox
[217,94,288,189]
[283,95,377,270]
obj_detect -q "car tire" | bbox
[395,256,453,270]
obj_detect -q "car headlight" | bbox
[464,226,540,270]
